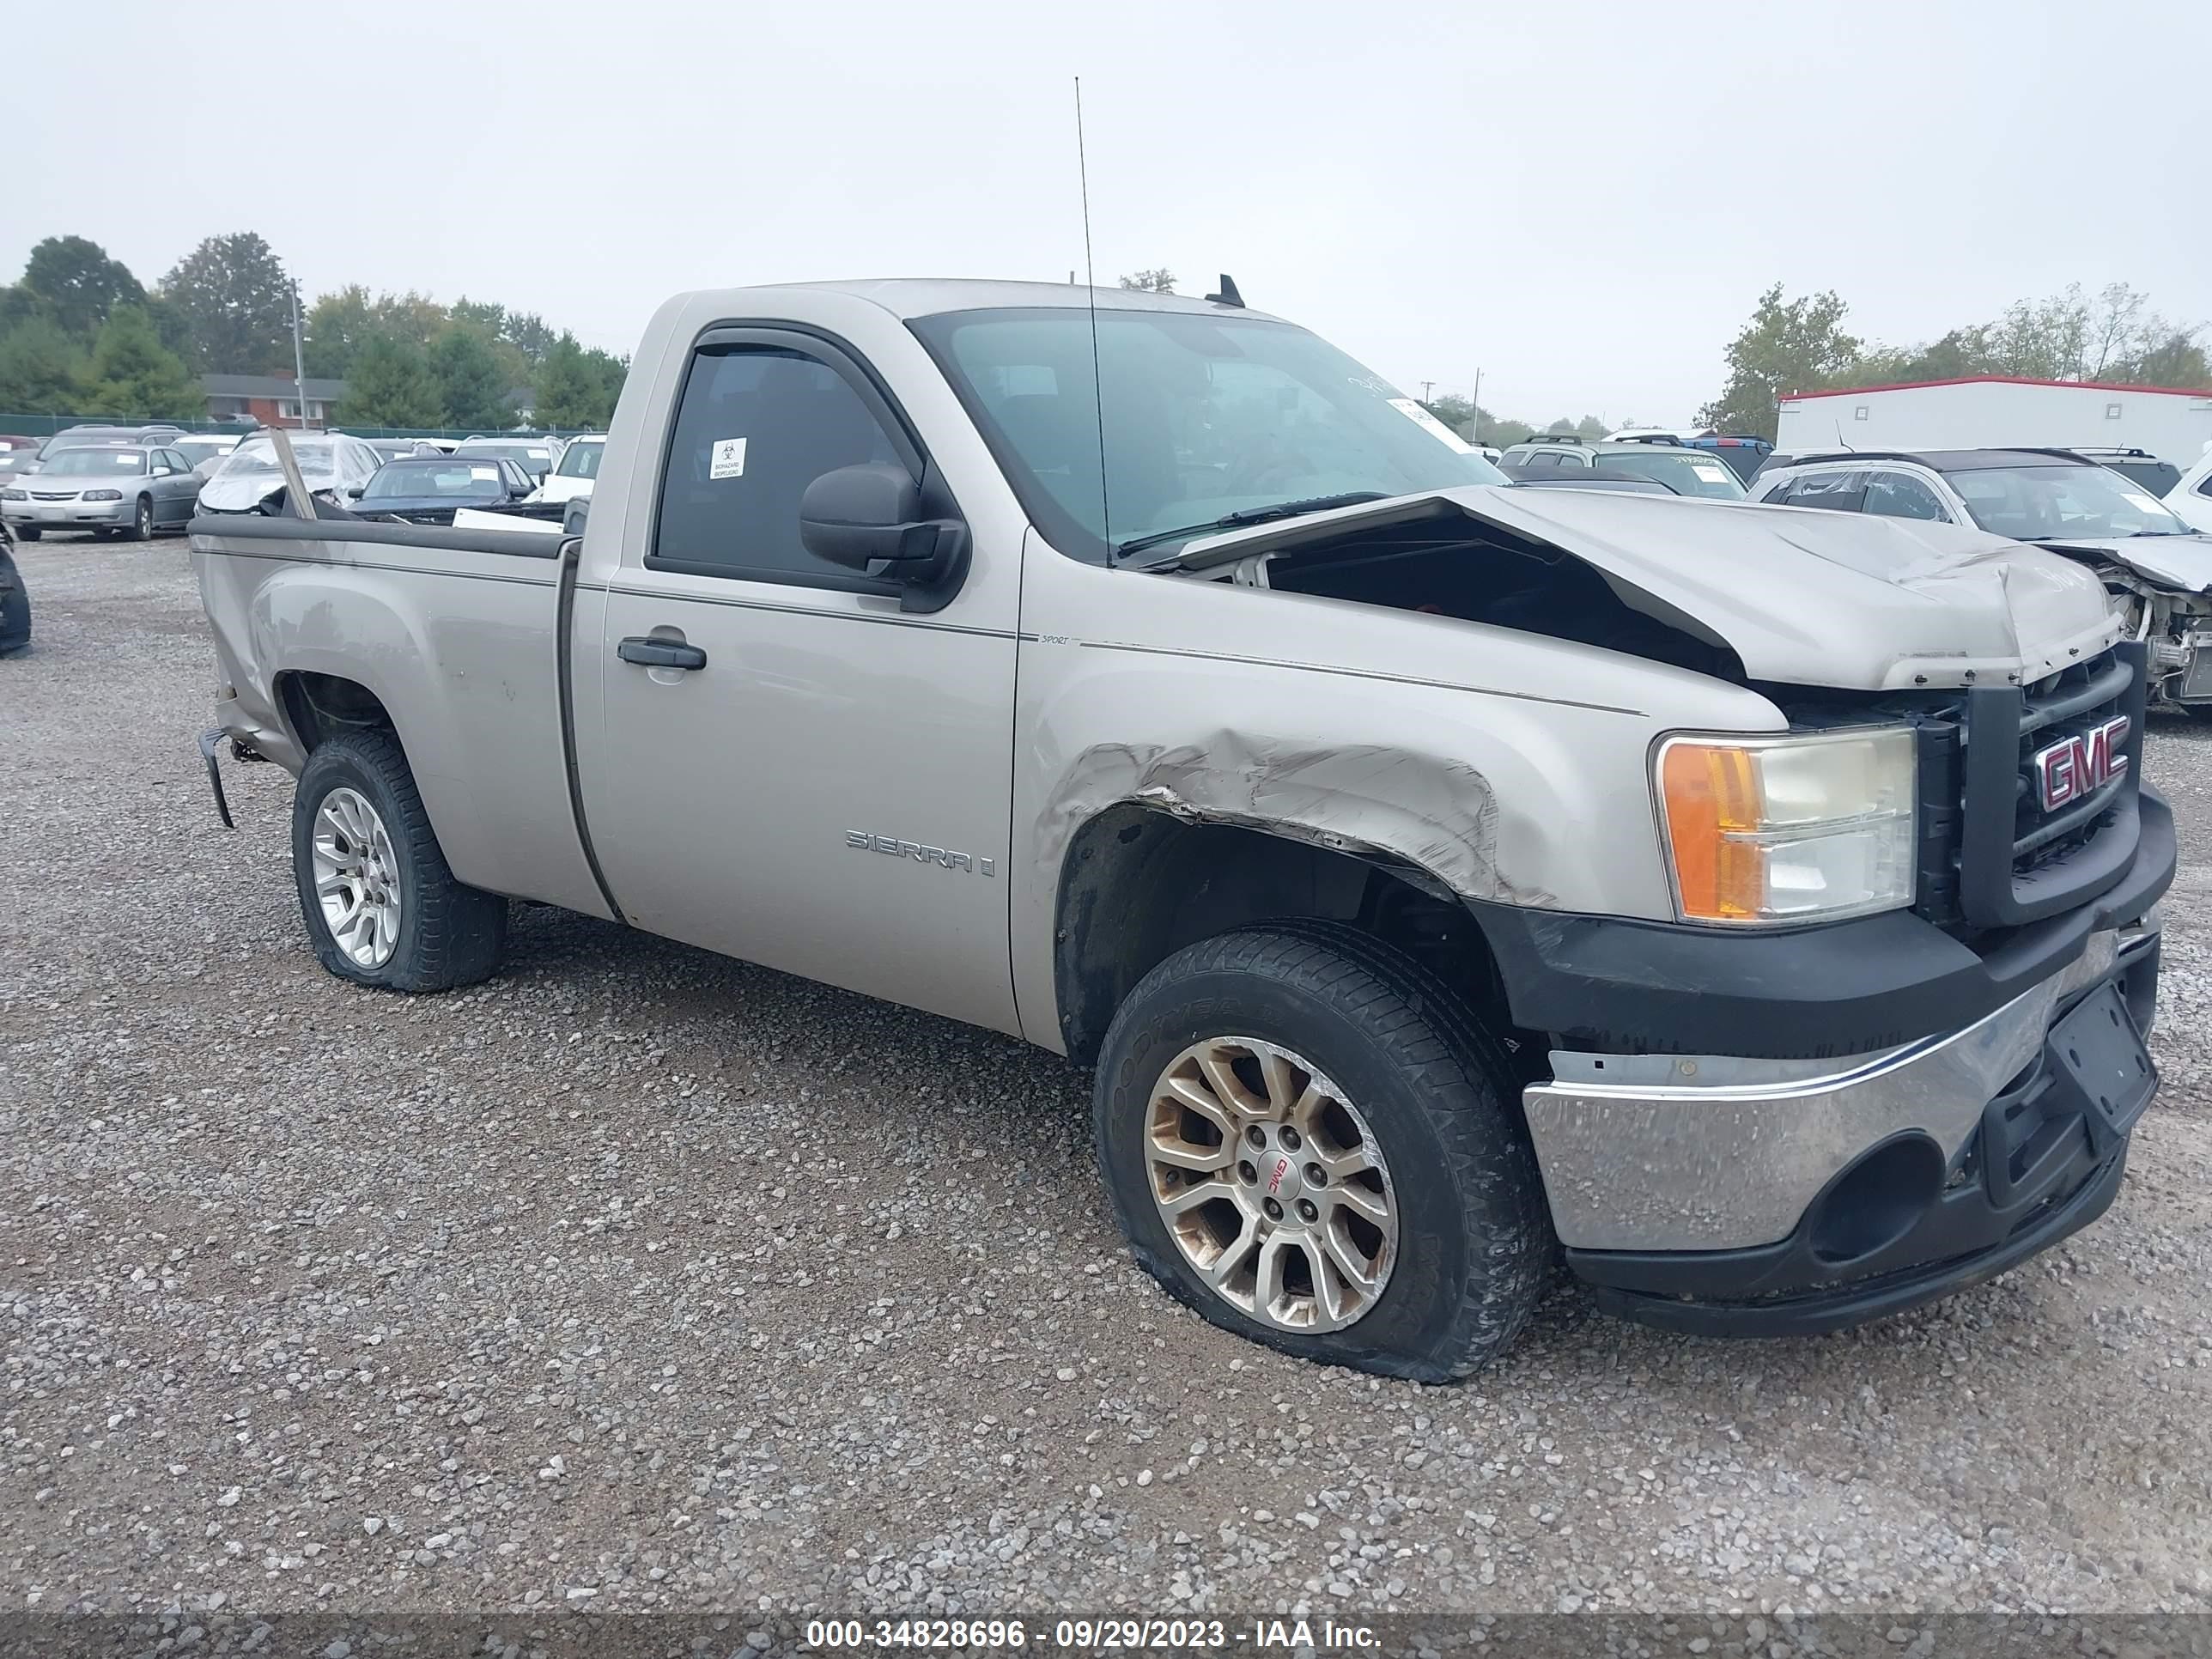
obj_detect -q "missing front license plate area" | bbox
[2051,981,2156,1141]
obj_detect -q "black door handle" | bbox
[617,635,708,671]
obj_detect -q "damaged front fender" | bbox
[1039,737,1548,909]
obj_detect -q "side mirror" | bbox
[799,463,966,585]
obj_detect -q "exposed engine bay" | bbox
[1209,514,1747,683]
[2099,566,2212,714]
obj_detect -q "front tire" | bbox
[125,496,152,541]
[13,526,38,542]
[1094,924,1551,1382]
[290,730,507,991]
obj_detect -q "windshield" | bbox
[1948,464,2193,541]
[555,441,604,478]
[1595,449,1747,500]
[363,460,510,500]
[41,447,149,477]
[909,306,1507,561]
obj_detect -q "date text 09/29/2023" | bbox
[804,1617,1382,1650]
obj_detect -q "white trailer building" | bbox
[1776,376,2212,467]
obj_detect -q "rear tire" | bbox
[1093,922,1552,1382]
[290,730,507,992]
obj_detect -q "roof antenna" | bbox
[1074,76,1113,562]
[1206,275,1244,308]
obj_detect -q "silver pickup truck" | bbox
[192,280,2175,1382]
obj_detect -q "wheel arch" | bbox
[1050,801,1515,1066]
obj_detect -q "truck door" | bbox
[579,331,1020,1036]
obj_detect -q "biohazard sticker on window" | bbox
[710,437,748,480]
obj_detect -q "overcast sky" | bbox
[11,0,2209,426]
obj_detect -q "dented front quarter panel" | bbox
[1009,528,1784,1048]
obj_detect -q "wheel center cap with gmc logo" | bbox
[1264,1152,1302,1202]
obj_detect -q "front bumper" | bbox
[3,498,130,527]
[1528,920,2160,1334]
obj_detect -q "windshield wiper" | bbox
[1110,491,1390,564]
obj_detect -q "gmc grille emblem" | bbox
[2032,716,2130,812]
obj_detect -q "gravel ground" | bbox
[3,533,2209,1629]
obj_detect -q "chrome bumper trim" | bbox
[1524,927,2136,1252]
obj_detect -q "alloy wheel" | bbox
[1145,1036,1397,1333]
[310,787,402,969]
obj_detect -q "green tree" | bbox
[2117,330,2210,388]
[78,304,204,419]
[529,333,609,428]
[303,284,376,377]
[21,235,146,339]
[371,290,449,350]
[1117,269,1176,293]
[586,347,629,423]
[0,318,89,413]
[334,334,447,428]
[501,310,556,366]
[161,231,294,373]
[1697,285,1863,441]
[429,327,512,430]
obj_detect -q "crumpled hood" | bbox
[1173,486,2122,691]
[2029,532,2212,594]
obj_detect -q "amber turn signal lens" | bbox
[1659,742,1765,921]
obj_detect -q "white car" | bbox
[173,434,241,477]
[2166,444,2212,534]
[197,433,385,514]
[532,434,605,503]
[454,435,562,484]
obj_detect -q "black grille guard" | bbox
[1958,641,2148,929]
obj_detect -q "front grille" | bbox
[30,490,77,501]
[1953,643,2147,930]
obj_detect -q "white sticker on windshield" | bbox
[2121,491,2165,515]
[1692,463,1731,483]
[710,437,748,480]
[470,465,498,481]
[1387,398,1475,453]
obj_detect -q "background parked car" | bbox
[196,432,384,515]
[1495,436,1748,498]
[0,443,202,540]
[532,434,605,503]
[363,438,445,465]
[355,455,540,525]
[1501,467,1680,495]
[0,449,40,489]
[453,434,561,483]
[2167,446,2212,534]
[172,434,241,477]
[2074,446,2183,497]
[35,422,183,464]
[1753,447,2212,715]
[0,520,27,654]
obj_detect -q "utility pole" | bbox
[1472,367,1483,442]
[1420,380,1435,404]
[290,280,312,431]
